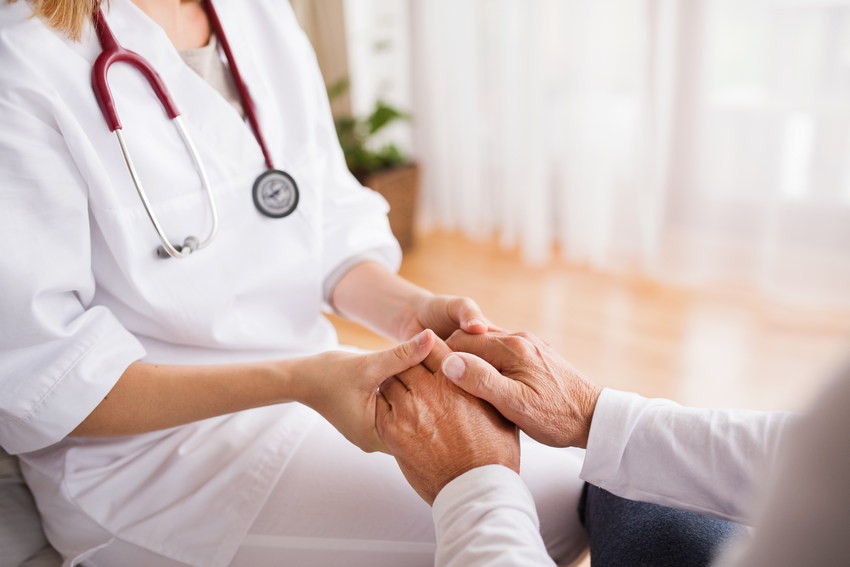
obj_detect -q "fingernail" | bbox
[442,355,466,381]
[467,318,485,328]
[416,330,430,347]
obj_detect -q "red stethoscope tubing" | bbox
[202,0,274,171]
[90,0,275,171]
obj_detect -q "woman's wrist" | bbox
[332,262,433,341]
[393,289,433,341]
[276,355,322,408]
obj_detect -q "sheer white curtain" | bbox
[346,0,850,307]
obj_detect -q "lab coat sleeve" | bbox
[432,465,555,567]
[580,389,793,524]
[288,8,403,290]
[0,89,146,455]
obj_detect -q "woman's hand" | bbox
[293,330,437,453]
[331,262,491,342]
[398,294,491,340]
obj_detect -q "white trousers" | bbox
[88,418,588,566]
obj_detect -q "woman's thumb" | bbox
[371,330,435,377]
[440,352,512,409]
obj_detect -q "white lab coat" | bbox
[0,1,400,565]
[431,388,799,567]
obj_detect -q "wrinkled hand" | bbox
[376,337,520,505]
[445,330,601,448]
[399,294,491,340]
[296,330,437,453]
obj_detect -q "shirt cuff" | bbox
[432,465,555,567]
[433,465,536,522]
[579,388,649,489]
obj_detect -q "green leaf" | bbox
[329,79,412,174]
[375,144,406,169]
[367,101,409,135]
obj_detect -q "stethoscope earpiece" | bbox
[182,235,200,252]
[156,236,201,259]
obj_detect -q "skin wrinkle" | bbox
[530,338,585,444]
[445,330,601,448]
[377,336,519,504]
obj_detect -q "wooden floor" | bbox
[331,230,850,413]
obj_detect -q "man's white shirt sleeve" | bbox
[430,389,794,566]
[432,465,555,567]
[580,389,792,523]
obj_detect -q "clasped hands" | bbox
[303,299,600,504]
[377,329,601,504]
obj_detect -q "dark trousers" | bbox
[578,483,747,567]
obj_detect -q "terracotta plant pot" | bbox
[360,164,419,251]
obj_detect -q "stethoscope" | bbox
[91,0,299,259]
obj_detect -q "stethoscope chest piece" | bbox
[253,169,300,218]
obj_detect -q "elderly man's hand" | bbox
[295,331,438,454]
[445,331,601,449]
[376,337,520,505]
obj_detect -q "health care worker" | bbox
[0,0,590,565]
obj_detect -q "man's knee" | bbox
[580,484,747,567]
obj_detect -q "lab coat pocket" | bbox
[88,168,248,339]
[94,170,228,264]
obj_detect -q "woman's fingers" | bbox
[366,329,435,383]
[450,297,489,334]
[393,335,453,391]
[445,330,513,372]
[379,376,407,404]
[422,335,453,374]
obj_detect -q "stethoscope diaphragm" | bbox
[252,169,300,218]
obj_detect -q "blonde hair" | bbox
[9,0,103,41]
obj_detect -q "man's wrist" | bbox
[577,383,603,448]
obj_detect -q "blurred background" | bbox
[292,0,850,413]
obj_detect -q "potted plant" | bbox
[329,78,418,251]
